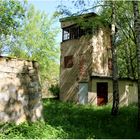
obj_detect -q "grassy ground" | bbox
[0,99,140,139]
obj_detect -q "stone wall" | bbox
[0,56,42,124]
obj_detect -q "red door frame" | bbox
[97,82,108,106]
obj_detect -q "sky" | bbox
[28,0,64,43]
[27,0,99,43]
[28,0,60,15]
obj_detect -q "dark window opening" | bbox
[64,55,73,68]
[108,58,112,70]
[62,25,93,41]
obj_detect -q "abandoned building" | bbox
[59,12,138,106]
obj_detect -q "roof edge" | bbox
[59,12,98,22]
[91,75,137,81]
[0,55,37,62]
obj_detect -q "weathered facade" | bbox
[90,76,137,106]
[0,56,42,124]
[60,13,138,106]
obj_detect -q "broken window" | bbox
[63,28,70,41]
[62,25,91,41]
[64,55,73,68]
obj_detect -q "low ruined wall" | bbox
[0,56,42,124]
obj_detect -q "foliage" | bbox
[9,4,60,82]
[0,0,26,35]
[0,100,140,139]
[0,1,60,84]
[48,84,60,96]
[0,0,27,54]
[132,0,140,129]
[97,1,137,79]
[0,121,66,139]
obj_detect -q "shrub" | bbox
[48,84,60,97]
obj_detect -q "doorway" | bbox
[78,82,88,104]
[97,82,108,106]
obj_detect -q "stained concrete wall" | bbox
[89,78,112,105]
[60,15,137,105]
[91,28,112,76]
[60,27,111,102]
[90,78,138,106]
[60,36,93,102]
[119,80,138,105]
[0,56,42,124]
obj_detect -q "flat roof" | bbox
[59,12,97,22]
[91,75,137,82]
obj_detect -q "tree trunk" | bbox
[111,0,119,115]
[130,48,136,79]
[125,43,133,78]
[133,0,140,129]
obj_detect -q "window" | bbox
[62,25,90,41]
[108,58,112,70]
[62,25,98,41]
[64,55,73,68]
[63,29,70,41]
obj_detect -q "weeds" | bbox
[0,100,140,139]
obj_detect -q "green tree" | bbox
[0,1,60,93]
[98,1,137,79]
[9,4,60,83]
[0,0,26,35]
[110,0,119,115]
[0,0,26,53]
[133,0,140,129]
[113,1,137,79]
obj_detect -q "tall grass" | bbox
[0,99,140,139]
